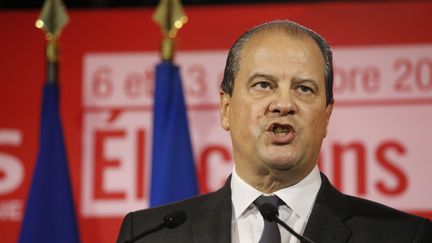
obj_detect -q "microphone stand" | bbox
[122,210,187,243]
[123,223,165,243]
[273,217,315,243]
[257,203,315,243]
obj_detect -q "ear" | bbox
[323,99,334,137]
[219,90,231,131]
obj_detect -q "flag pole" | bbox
[19,1,79,242]
[150,0,198,207]
[153,0,188,61]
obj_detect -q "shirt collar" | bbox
[231,166,262,220]
[274,166,321,220]
[231,165,321,221]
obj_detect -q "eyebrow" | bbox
[247,72,277,83]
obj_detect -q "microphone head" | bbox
[257,203,278,222]
[163,210,187,228]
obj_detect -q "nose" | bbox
[268,90,297,116]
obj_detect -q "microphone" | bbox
[123,209,187,243]
[163,209,187,228]
[257,203,315,243]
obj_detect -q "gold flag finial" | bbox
[153,0,188,61]
[35,0,69,82]
[36,0,69,39]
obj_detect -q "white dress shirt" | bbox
[230,165,321,243]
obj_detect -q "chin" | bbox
[265,157,298,171]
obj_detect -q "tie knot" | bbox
[254,195,280,208]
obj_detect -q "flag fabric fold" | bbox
[19,84,80,243]
[150,62,198,207]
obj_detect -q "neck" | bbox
[235,164,313,193]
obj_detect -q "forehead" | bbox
[237,30,325,79]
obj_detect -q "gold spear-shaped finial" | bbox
[153,0,188,61]
[35,0,69,83]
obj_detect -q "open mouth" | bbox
[270,123,293,136]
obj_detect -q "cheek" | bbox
[300,105,329,139]
[247,102,268,127]
[230,100,266,137]
[310,112,329,138]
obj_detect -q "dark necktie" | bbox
[253,195,281,243]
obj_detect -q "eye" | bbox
[297,85,314,94]
[253,81,273,90]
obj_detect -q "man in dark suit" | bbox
[117,20,432,243]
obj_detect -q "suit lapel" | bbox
[192,177,232,243]
[304,173,352,243]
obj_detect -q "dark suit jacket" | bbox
[117,173,432,243]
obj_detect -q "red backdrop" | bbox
[1,2,432,242]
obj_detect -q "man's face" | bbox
[220,31,333,183]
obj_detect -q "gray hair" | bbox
[220,20,334,105]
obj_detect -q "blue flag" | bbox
[19,84,80,243]
[150,62,198,207]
